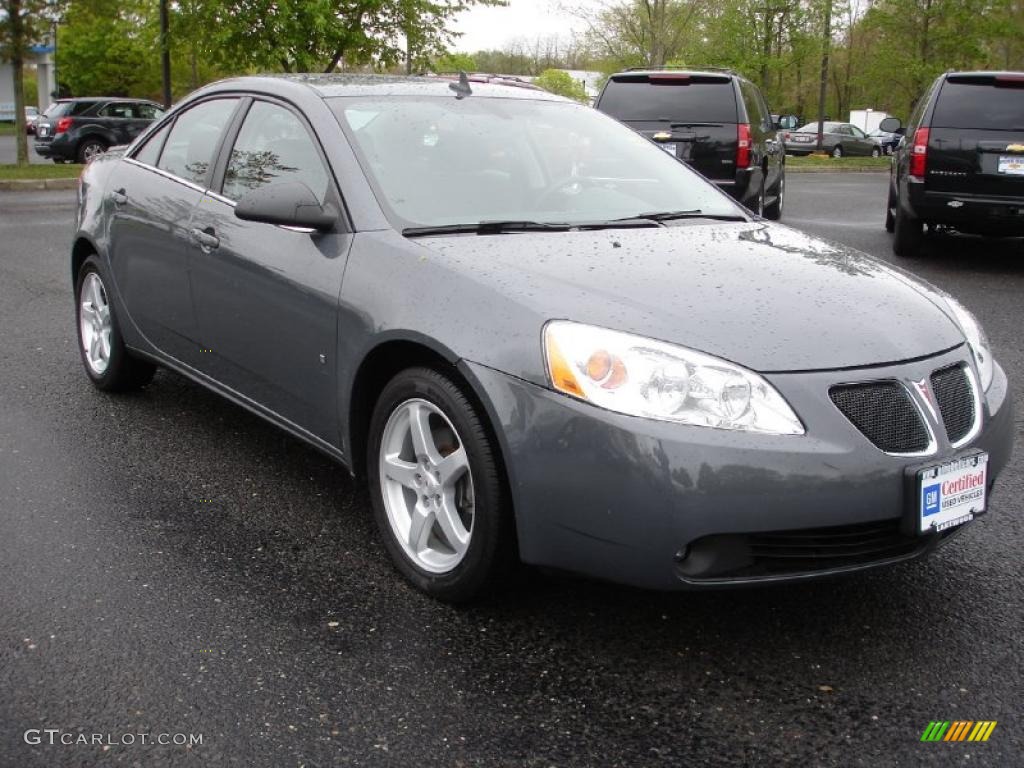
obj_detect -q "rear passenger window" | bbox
[135,103,164,120]
[932,80,1024,130]
[157,99,238,187]
[99,103,134,119]
[221,101,329,204]
[133,122,170,166]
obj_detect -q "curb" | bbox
[0,178,79,191]
[786,167,889,174]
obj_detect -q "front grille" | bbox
[830,382,930,453]
[677,519,954,581]
[931,365,975,444]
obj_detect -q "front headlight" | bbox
[543,321,804,435]
[944,298,993,391]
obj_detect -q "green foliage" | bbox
[534,68,588,102]
[432,51,477,73]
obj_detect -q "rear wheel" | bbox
[77,138,107,164]
[831,144,844,158]
[367,367,514,602]
[885,185,896,233]
[76,257,156,391]
[892,205,923,257]
[764,170,784,220]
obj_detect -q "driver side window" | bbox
[221,101,330,204]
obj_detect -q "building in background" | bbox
[0,35,58,121]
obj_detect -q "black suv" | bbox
[884,71,1024,256]
[34,98,165,164]
[595,68,785,219]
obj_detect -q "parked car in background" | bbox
[884,71,1024,256]
[72,75,1011,601]
[784,121,882,157]
[35,98,165,164]
[25,106,39,134]
[868,127,902,154]
[772,113,801,131]
[595,68,786,218]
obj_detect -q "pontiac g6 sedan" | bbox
[73,75,1013,601]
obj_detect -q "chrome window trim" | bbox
[123,157,207,195]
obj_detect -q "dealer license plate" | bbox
[659,142,678,156]
[37,126,49,137]
[917,452,988,534]
[998,155,1024,175]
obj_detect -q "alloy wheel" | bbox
[79,272,112,375]
[378,398,475,573]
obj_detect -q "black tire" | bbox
[764,169,784,220]
[77,138,107,164]
[885,184,896,233]
[75,256,156,391]
[831,144,844,158]
[870,146,881,158]
[367,367,514,602]
[892,205,923,257]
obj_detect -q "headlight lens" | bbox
[543,321,804,435]
[945,298,993,391]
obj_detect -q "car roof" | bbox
[204,74,567,102]
[56,97,158,104]
[609,68,739,81]
[944,70,1024,78]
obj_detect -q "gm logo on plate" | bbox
[923,484,942,516]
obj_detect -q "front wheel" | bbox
[831,145,844,158]
[76,257,156,391]
[367,367,514,602]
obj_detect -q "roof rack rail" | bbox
[622,65,738,76]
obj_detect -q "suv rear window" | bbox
[599,75,738,123]
[932,78,1024,130]
[44,101,94,118]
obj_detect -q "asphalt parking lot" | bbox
[1,173,1021,767]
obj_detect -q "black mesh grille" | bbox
[931,365,975,444]
[830,382,929,453]
[678,519,956,581]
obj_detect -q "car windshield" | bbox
[797,121,841,133]
[331,95,742,229]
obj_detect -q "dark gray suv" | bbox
[72,75,1012,601]
[35,97,164,163]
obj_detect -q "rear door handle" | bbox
[189,227,220,252]
[112,188,127,206]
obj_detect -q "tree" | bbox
[534,68,589,101]
[576,0,705,67]
[1,0,54,166]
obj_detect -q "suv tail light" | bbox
[737,123,752,169]
[55,117,73,134]
[909,127,929,180]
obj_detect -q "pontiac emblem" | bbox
[912,378,938,419]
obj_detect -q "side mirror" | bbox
[878,116,902,133]
[235,181,337,232]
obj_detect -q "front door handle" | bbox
[189,226,220,252]
[112,188,127,206]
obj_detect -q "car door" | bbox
[106,97,242,365]
[754,87,782,193]
[96,101,134,145]
[186,97,353,444]
[847,124,874,155]
[130,102,165,142]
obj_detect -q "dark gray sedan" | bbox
[785,121,882,157]
[73,75,1013,601]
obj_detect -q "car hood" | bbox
[420,221,964,372]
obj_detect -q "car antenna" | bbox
[449,71,473,99]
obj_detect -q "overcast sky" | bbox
[451,0,595,52]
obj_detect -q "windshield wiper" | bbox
[403,217,669,237]
[626,209,750,223]
[403,220,571,237]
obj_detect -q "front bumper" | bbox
[464,348,1013,590]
